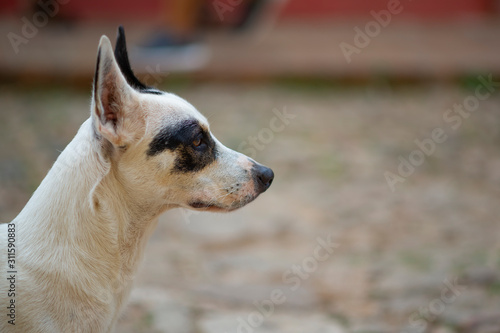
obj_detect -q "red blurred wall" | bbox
[0,0,494,20]
[282,0,492,18]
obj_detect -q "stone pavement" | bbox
[1,18,499,81]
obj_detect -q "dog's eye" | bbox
[193,137,202,147]
[192,131,208,151]
[192,134,207,150]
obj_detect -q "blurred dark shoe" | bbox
[233,0,268,31]
[131,32,210,73]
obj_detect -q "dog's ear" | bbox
[114,25,148,91]
[92,35,136,147]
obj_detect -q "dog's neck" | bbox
[14,118,162,286]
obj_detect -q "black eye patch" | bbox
[147,120,198,155]
[147,119,217,173]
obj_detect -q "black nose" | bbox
[254,164,274,193]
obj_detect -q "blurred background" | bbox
[1,0,500,332]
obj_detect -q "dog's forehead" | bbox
[141,92,209,132]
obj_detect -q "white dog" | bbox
[0,26,273,332]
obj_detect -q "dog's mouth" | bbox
[189,201,229,212]
[188,194,257,212]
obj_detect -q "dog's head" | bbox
[91,27,273,213]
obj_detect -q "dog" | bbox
[0,26,273,332]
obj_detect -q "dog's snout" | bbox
[254,164,274,193]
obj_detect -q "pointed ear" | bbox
[92,35,135,147]
[114,25,149,91]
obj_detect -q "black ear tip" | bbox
[115,25,127,56]
[116,25,125,45]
